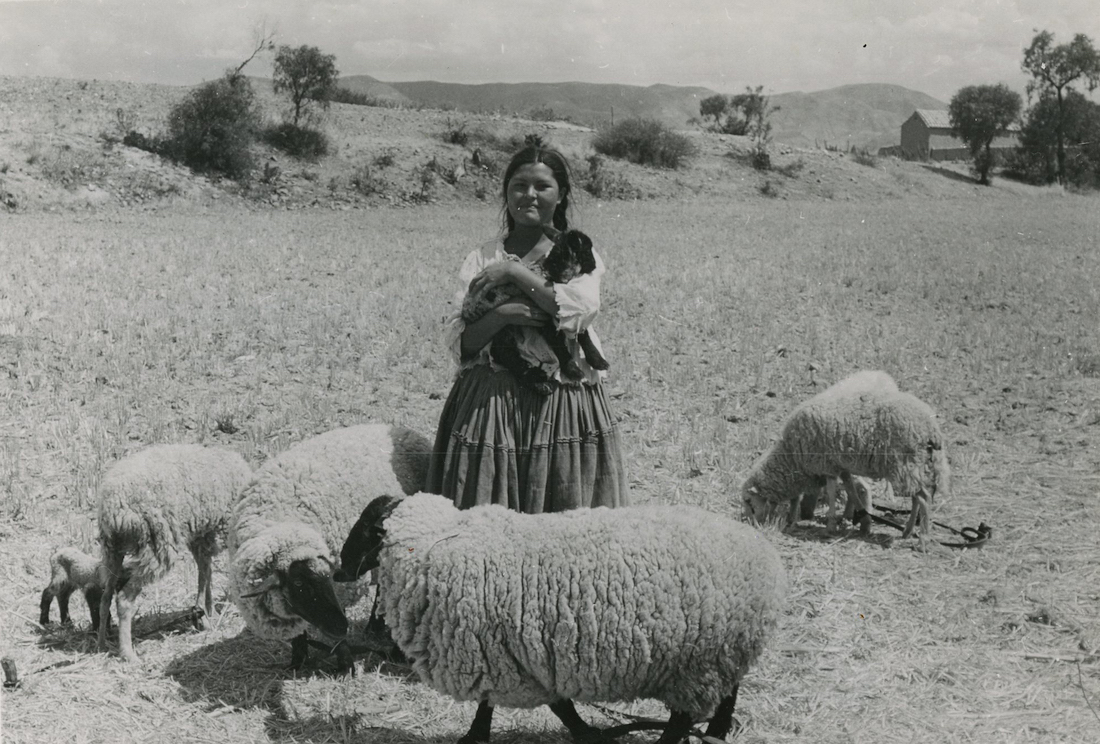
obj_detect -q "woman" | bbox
[426,142,628,513]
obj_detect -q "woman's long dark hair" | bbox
[500,142,573,235]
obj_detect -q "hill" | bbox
[770,84,948,151]
[0,74,1052,214]
[353,79,945,151]
[378,80,714,129]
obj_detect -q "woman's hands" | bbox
[466,260,519,300]
[460,297,552,357]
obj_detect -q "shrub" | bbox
[582,154,641,199]
[851,148,878,168]
[592,117,696,169]
[162,73,261,180]
[372,149,397,169]
[526,105,557,122]
[442,119,470,146]
[262,122,329,160]
[328,87,371,106]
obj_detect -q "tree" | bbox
[1017,89,1100,185]
[736,86,779,170]
[700,94,729,128]
[948,84,1022,185]
[1021,30,1100,184]
[272,45,339,127]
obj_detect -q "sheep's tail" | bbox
[99,512,178,587]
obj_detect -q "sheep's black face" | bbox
[283,560,348,638]
[333,495,401,582]
[542,229,595,283]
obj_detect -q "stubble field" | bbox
[1,193,1099,744]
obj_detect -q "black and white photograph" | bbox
[1,1,1098,742]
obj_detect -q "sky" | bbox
[1,0,1098,102]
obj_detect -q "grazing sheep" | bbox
[227,424,431,669]
[96,444,253,661]
[336,493,787,744]
[462,227,609,394]
[741,370,949,541]
[39,546,109,629]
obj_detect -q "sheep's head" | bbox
[741,478,771,525]
[240,544,349,639]
[333,495,402,583]
[542,228,595,283]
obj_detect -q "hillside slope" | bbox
[0,75,1054,214]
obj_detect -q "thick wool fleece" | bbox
[228,424,432,639]
[98,444,252,584]
[378,493,787,720]
[744,376,950,513]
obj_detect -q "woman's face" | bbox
[506,162,561,228]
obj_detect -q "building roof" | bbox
[914,109,952,129]
[911,108,1021,134]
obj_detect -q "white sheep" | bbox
[742,370,950,541]
[95,444,253,661]
[336,493,787,744]
[39,546,109,630]
[227,423,432,669]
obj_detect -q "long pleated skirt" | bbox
[426,364,630,513]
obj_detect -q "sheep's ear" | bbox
[240,572,281,599]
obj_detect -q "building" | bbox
[885,109,1019,162]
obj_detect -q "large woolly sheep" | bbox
[336,493,787,744]
[40,546,108,629]
[227,423,431,669]
[741,370,950,541]
[95,444,253,661]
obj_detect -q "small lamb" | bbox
[39,546,109,630]
[462,227,609,395]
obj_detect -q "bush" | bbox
[328,87,371,106]
[592,117,696,169]
[582,154,641,199]
[262,122,329,160]
[162,73,261,180]
[851,148,878,168]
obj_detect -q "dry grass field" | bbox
[2,75,1100,744]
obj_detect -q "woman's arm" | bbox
[466,262,560,318]
[459,299,552,358]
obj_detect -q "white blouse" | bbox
[443,238,608,385]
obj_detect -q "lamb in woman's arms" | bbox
[461,228,609,394]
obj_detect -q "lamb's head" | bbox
[236,523,348,639]
[332,495,402,583]
[542,228,595,283]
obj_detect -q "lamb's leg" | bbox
[289,633,311,670]
[842,474,872,535]
[538,325,584,380]
[705,685,740,740]
[84,586,105,631]
[577,330,609,371]
[653,710,694,744]
[458,700,493,744]
[57,585,75,625]
[548,699,600,742]
[39,586,55,625]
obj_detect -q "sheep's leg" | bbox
[548,699,599,742]
[653,710,694,744]
[457,700,493,744]
[799,480,821,520]
[577,330,609,371]
[39,586,55,625]
[114,572,142,662]
[97,552,123,653]
[705,685,740,740]
[189,539,215,629]
[289,633,311,670]
[824,477,840,532]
